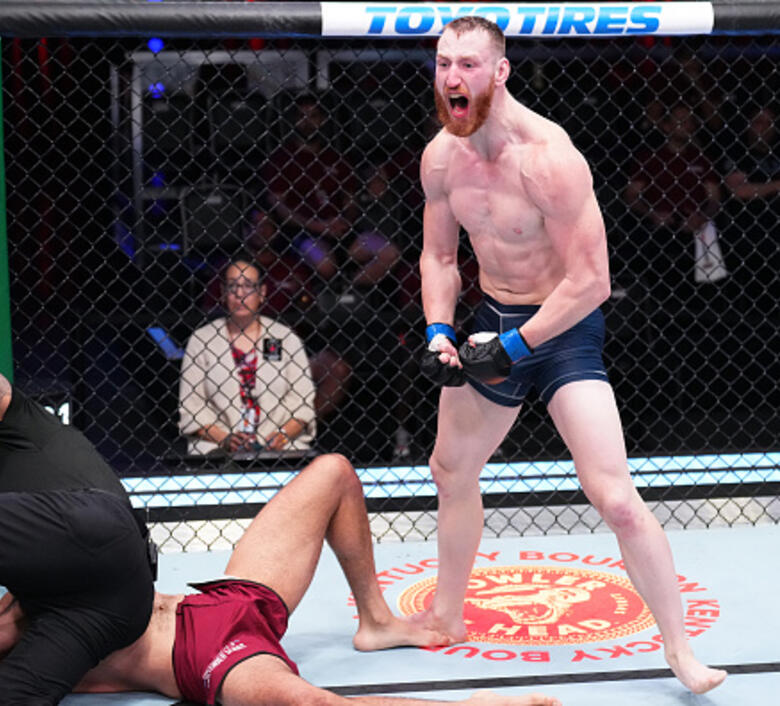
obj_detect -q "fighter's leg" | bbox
[225,454,442,649]
[547,380,726,694]
[424,385,520,641]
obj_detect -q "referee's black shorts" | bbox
[0,488,154,705]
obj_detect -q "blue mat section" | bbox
[287,525,780,689]
[64,524,780,704]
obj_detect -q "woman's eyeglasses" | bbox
[225,281,260,295]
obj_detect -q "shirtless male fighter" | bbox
[0,374,559,706]
[417,16,726,695]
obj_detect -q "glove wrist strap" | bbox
[500,328,533,361]
[426,323,456,344]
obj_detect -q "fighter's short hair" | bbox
[442,16,506,57]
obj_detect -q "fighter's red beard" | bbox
[434,79,495,137]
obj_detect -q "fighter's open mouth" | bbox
[449,94,469,118]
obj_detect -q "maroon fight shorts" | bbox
[173,578,299,705]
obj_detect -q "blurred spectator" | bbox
[352,159,416,458]
[623,101,736,416]
[722,104,780,313]
[244,207,319,321]
[179,258,316,455]
[672,46,736,163]
[623,101,723,304]
[244,208,353,424]
[383,112,443,256]
[350,160,403,293]
[263,95,405,306]
[262,94,358,283]
[263,98,417,459]
[312,156,410,460]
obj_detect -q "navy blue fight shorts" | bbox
[467,294,610,407]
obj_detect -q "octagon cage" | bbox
[1,2,778,551]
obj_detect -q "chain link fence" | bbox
[3,29,779,550]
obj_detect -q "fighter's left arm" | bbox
[518,138,611,348]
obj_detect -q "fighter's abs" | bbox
[448,186,560,303]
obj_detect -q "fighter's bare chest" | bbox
[445,159,540,236]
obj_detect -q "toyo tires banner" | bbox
[321,3,715,38]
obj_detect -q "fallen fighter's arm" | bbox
[0,592,25,658]
[0,373,11,420]
[221,659,560,706]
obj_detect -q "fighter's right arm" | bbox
[418,141,465,384]
[419,140,461,327]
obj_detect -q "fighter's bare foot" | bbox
[666,649,727,694]
[353,615,452,651]
[465,690,561,706]
[404,607,468,644]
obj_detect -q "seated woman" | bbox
[179,257,316,455]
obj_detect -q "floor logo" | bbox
[398,565,655,645]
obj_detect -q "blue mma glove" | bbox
[421,323,466,387]
[459,328,533,384]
